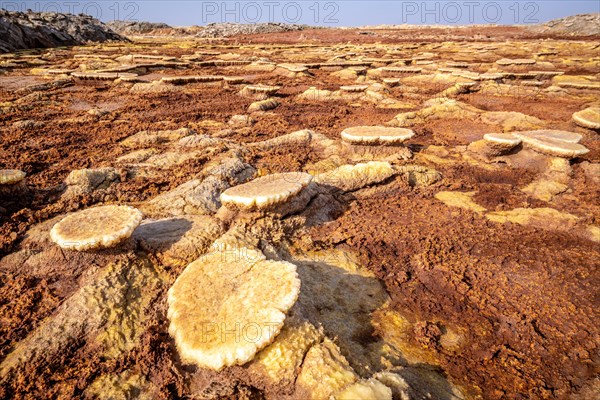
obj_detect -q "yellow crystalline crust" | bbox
[513,134,589,158]
[314,161,395,192]
[0,169,26,185]
[50,205,143,251]
[341,126,414,145]
[334,378,392,400]
[220,172,312,209]
[573,107,600,129]
[167,248,300,370]
[296,338,358,399]
[250,315,322,382]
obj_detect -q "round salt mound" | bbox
[278,63,308,72]
[50,205,143,251]
[483,133,522,147]
[0,169,26,185]
[246,84,281,93]
[220,172,312,209]
[167,249,300,370]
[572,107,600,130]
[514,129,582,144]
[515,135,590,158]
[341,126,415,145]
[340,85,368,92]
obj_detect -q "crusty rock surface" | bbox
[0,10,126,53]
[529,13,600,37]
[167,246,300,370]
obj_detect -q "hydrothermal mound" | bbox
[0,27,599,400]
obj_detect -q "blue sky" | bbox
[2,1,599,26]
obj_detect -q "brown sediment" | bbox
[310,183,599,399]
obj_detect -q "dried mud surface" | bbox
[0,27,599,400]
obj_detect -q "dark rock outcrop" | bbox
[0,10,127,53]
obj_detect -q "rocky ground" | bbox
[106,21,205,37]
[530,13,600,37]
[0,25,599,400]
[107,21,310,39]
[0,10,126,53]
[107,20,173,35]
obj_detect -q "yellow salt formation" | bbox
[248,98,279,112]
[72,71,137,80]
[552,75,600,89]
[0,169,26,185]
[434,191,486,214]
[167,246,300,370]
[468,133,522,157]
[572,107,600,130]
[313,161,395,192]
[240,84,281,99]
[50,205,143,251]
[341,126,414,145]
[485,207,579,227]
[297,86,333,101]
[220,172,312,210]
[513,130,589,158]
[249,314,322,383]
[495,58,536,65]
[334,378,392,400]
[483,133,522,148]
[160,75,223,84]
[340,84,369,92]
[295,338,358,399]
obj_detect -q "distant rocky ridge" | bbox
[1,10,598,54]
[197,22,311,38]
[0,10,126,53]
[359,14,600,38]
[106,20,172,34]
[528,13,600,36]
[106,20,203,36]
